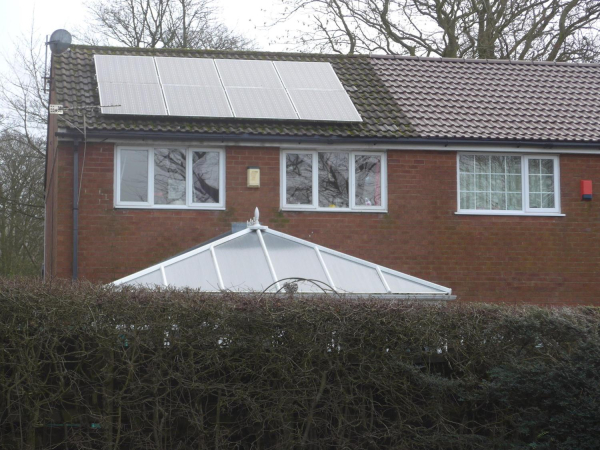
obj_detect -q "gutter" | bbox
[55,129,600,150]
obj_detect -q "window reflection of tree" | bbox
[120,151,148,202]
[355,156,381,206]
[154,149,186,205]
[193,152,219,203]
[318,152,349,208]
[286,154,312,204]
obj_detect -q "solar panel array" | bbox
[94,55,362,122]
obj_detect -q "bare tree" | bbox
[0,28,47,276]
[0,131,44,276]
[82,0,254,50]
[278,0,600,61]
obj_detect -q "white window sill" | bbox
[115,205,225,211]
[455,211,565,217]
[282,207,388,214]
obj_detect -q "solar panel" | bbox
[156,57,233,118]
[97,82,167,115]
[215,59,283,88]
[274,60,362,122]
[93,55,362,121]
[155,57,221,86]
[226,87,297,119]
[95,55,159,84]
[95,55,167,115]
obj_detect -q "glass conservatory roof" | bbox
[113,213,452,299]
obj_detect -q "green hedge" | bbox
[0,278,599,449]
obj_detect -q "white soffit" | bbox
[112,226,452,298]
[95,55,167,116]
[93,55,362,122]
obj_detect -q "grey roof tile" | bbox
[53,46,600,143]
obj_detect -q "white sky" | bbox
[0,0,297,58]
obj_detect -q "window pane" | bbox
[120,149,148,202]
[528,158,556,209]
[507,193,522,210]
[459,154,527,212]
[192,151,220,204]
[460,192,475,210]
[491,192,506,210]
[286,153,313,205]
[476,192,490,210]
[475,155,490,173]
[355,155,381,206]
[318,152,349,208]
[528,159,541,174]
[154,149,186,205]
[542,193,555,208]
[491,156,505,173]
[507,175,522,192]
[507,156,522,174]
[460,174,474,191]
[541,159,554,174]
[459,155,474,173]
[529,193,541,208]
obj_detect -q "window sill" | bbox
[281,207,388,214]
[115,205,226,211]
[455,211,565,217]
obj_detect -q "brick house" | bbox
[45,45,600,303]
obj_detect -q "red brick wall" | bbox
[46,143,600,304]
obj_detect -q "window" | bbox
[116,147,225,209]
[282,150,387,211]
[457,154,560,215]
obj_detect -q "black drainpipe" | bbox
[73,140,79,280]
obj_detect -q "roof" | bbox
[113,222,452,299]
[53,45,600,143]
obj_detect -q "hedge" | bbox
[0,278,599,449]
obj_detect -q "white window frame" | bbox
[456,153,562,216]
[115,146,226,210]
[280,149,387,212]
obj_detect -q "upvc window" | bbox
[457,153,561,215]
[116,147,225,209]
[282,150,387,212]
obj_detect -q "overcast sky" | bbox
[0,0,296,56]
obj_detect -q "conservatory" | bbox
[113,209,453,300]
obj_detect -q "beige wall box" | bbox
[247,166,260,188]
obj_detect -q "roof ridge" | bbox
[369,53,600,68]
[68,44,369,59]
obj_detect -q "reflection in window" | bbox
[528,158,555,209]
[154,149,186,205]
[318,152,349,208]
[355,155,381,206]
[120,149,148,202]
[459,154,522,211]
[193,151,220,203]
[286,153,312,205]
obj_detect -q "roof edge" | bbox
[56,129,600,149]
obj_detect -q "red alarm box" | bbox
[581,180,592,200]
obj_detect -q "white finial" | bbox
[247,207,266,229]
